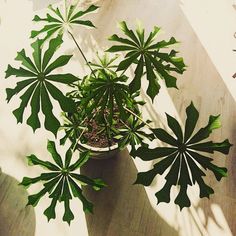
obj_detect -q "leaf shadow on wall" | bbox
[81,149,178,236]
[0,170,36,236]
[29,0,60,11]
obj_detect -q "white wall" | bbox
[0,0,235,235]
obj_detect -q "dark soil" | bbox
[83,110,124,148]
[83,119,117,148]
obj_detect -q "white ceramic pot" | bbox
[78,142,120,159]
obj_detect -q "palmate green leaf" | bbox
[31,3,99,42]
[5,35,79,135]
[20,140,106,224]
[90,53,119,75]
[115,115,154,154]
[107,21,186,100]
[60,112,84,146]
[133,102,232,209]
[80,69,132,125]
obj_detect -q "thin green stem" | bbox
[124,106,153,129]
[103,112,112,150]
[64,0,68,21]
[72,127,86,153]
[68,31,97,78]
[120,119,131,130]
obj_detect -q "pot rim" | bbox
[78,141,119,152]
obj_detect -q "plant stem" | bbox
[68,31,114,149]
[72,127,87,153]
[103,113,112,150]
[68,31,97,78]
[120,119,131,130]
[124,106,153,129]
[64,0,68,21]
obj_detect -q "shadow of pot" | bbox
[80,149,178,236]
[0,168,36,236]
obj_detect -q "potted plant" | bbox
[4,1,232,224]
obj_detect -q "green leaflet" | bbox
[31,3,99,42]
[89,53,119,75]
[5,35,78,135]
[26,84,41,131]
[79,69,131,126]
[13,82,37,123]
[107,21,186,100]
[20,140,106,224]
[133,102,232,209]
[114,115,155,153]
[41,84,61,135]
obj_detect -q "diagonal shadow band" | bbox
[81,149,178,236]
[0,169,35,236]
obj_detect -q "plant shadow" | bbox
[81,149,178,236]
[0,169,36,236]
[30,0,61,11]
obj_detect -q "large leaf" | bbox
[133,102,232,209]
[5,35,78,135]
[31,3,99,42]
[107,21,186,100]
[20,140,106,224]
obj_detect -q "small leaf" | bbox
[6,78,36,102]
[46,74,79,84]
[65,148,73,168]
[13,82,37,123]
[188,115,221,144]
[31,24,61,39]
[129,56,144,93]
[69,5,99,22]
[45,81,76,113]
[166,113,183,143]
[27,154,60,171]
[44,197,57,221]
[68,177,93,213]
[70,173,106,190]
[189,139,232,155]
[5,65,37,78]
[69,151,90,171]
[134,146,177,160]
[47,140,63,168]
[107,45,136,53]
[70,20,95,28]
[45,55,73,75]
[145,55,160,101]
[174,185,190,210]
[28,188,48,207]
[118,21,140,45]
[26,84,41,131]
[184,102,199,142]
[108,34,137,47]
[31,39,43,72]
[21,173,59,188]
[41,84,60,135]
[42,35,63,70]
[155,182,172,204]
[15,49,38,73]
[151,128,178,146]
[63,200,74,225]
[116,53,139,71]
